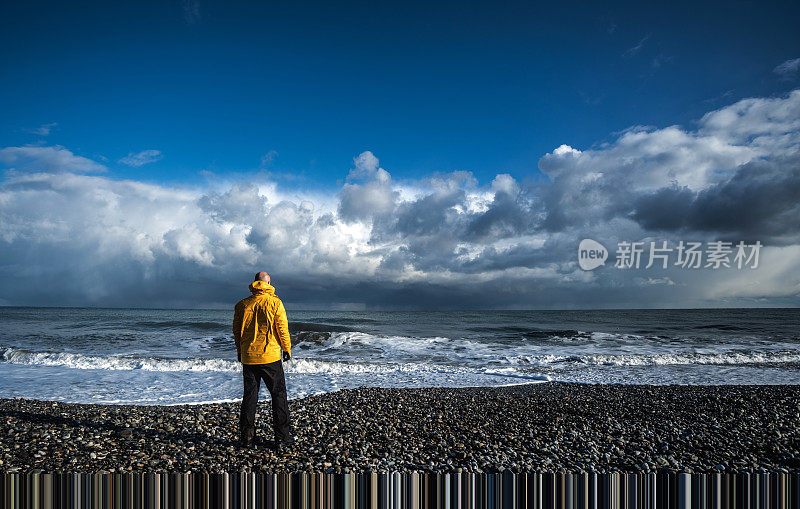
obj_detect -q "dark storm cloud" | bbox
[633,156,800,241]
[631,186,694,232]
[464,183,537,242]
[689,156,800,239]
[393,187,465,238]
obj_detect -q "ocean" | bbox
[1,307,798,405]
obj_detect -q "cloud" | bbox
[635,277,676,286]
[774,58,800,77]
[260,150,278,167]
[538,90,800,237]
[23,122,58,136]
[1,90,800,308]
[0,145,106,174]
[633,156,800,241]
[622,35,649,58]
[118,149,163,167]
[337,151,398,222]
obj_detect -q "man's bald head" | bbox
[254,272,271,284]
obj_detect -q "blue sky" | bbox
[2,1,798,187]
[1,1,799,309]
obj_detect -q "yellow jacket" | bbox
[233,280,291,364]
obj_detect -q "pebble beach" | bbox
[2,382,799,474]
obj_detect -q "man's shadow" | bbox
[0,405,244,447]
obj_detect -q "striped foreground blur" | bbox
[2,471,799,508]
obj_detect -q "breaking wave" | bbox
[4,342,800,376]
[1,347,241,372]
[507,350,800,368]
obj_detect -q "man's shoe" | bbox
[274,436,295,455]
[238,429,255,448]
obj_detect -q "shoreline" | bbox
[2,382,799,474]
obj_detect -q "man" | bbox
[233,271,293,451]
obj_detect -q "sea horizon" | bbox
[1,304,797,312]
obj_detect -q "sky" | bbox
[0,0,799,309]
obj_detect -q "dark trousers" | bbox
[239,360,291,442]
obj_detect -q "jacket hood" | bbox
[248,280,275,295]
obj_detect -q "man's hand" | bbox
[283,351,291,362]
